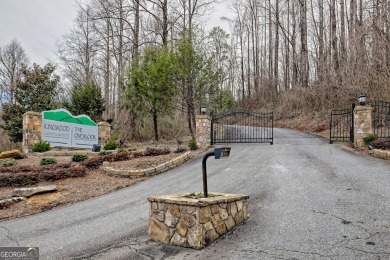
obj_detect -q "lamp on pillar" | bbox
[200,104,207,115]
[358,93,366,106]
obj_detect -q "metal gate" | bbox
[211,109,273,144]
[329,104,355,144]
[370,100,390,138]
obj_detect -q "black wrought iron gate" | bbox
[211,109,273,145]
[370,100,390,138]
[329,104,355,144]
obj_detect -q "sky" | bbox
[0,0,230,66]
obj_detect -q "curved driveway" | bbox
[1,128,390,259]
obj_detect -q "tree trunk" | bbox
[284,0,290,90]
[268,0,273,82]
[104,19,110,120]
[187,94,195,139]
[117,0,124,113]
[153,109,159,142]
[274,0,279,94]
[133,0,140,60]
[340,0,346,64]
[162,0,169,47]
[300,0,309,87]
[247,25,251,98]
[350,0,356,39]
[331,0,341,83]
[318,0,325,83]
[292,1,298,87]
[239,20,245,99]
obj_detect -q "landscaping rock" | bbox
[12,185,57,198]
[0,150,25,160]
[0,197,25,209]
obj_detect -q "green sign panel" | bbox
[41,109,98,149]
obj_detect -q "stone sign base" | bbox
[147,193,249,249]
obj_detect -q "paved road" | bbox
[1,128,390,259]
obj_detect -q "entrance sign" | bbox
[42,109,98,149]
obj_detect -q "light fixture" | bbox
[358,93,366,106]
[200,105,207,115]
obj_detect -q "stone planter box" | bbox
[147,193,249,249]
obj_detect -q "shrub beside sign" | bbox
[42,109,98,149]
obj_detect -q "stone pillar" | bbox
[196,115,211,148]
[22,111,42,154]
[353,105,373,148]
[98,122,111,146]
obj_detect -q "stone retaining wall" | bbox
[369,149,390,160]
[147,193,249,249]
[102,152,192,178]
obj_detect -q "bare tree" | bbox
[57,6,99,85]
[0,40,28,104]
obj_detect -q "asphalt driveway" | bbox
[1,128,389,259]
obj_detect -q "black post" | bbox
[210,111,214,145]
[202,151,215,198]
[351,103,355,143]
[330,111,333,144]
[270,112,274,145]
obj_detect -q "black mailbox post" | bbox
[202,147,231,197]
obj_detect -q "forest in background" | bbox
[1,0,390,147]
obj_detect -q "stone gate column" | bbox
[22,111,42,154]
[196,115,211,148]
[353,105,373,148]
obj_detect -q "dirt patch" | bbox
[0,148,206,222]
